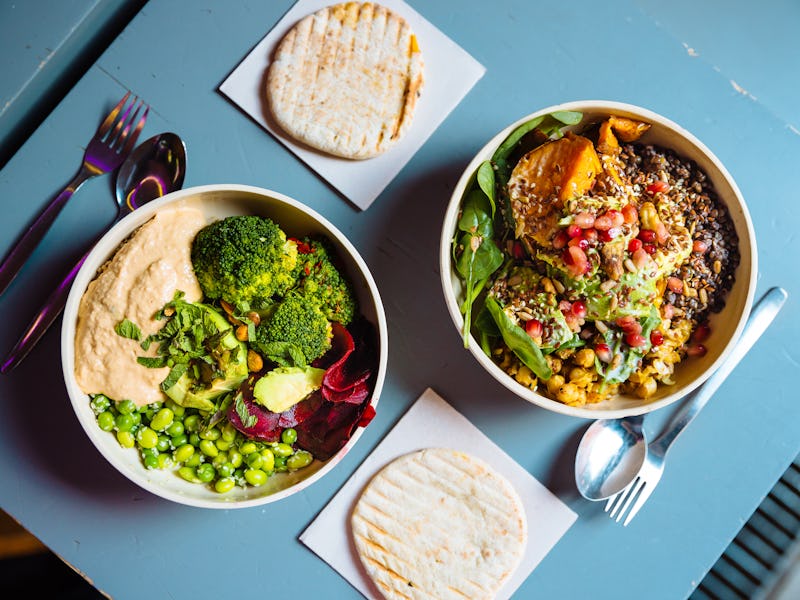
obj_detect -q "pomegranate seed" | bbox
[511,241,526,259]
[561,248,573,265]
[628,238,643,253]
[693,239,708,254]
[567,246,589,277]
[595,343,613,363]
[632,247,650,268]
[622,204,638,224]
[615,315,641,335]
[650,330,664,346]
[661,303,675,319]
[574,212,595,228]
[567,224,582,238]
[606,209,625,228]
[643,243,656,255]
[639,229,656,243]
[582,228,598,242]
[572,300,587,319]
[525,319,543,338]
[599,227,620,242]
[692,322,711,343]
[626,332,647,347]
[687,343,707,357]
[568,236,589,250]
[667,277,684,293]
[655,221,669,244]
[594,215,613,231]
[646,180,670,194]
[553,230,569,250]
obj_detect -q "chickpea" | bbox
[556,383,584,405]
[569,367,589,382]
[635,377,658,399]
[546,374,565,395]
[514,366,537,389]
[546,355,562,373]
[574,348,595,368]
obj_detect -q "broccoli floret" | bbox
[253,292,332,365]
[291,237,357,325]
[191,216,298,306]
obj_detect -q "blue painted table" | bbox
[1,1,798,598]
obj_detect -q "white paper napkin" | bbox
[300,387,578,599]
[219,0,485,210]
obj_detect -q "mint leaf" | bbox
[160,363,189,392]
[234,392,257,428]
[115,318,142,341]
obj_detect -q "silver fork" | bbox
[605,286,788,526]
[0,91,149,298]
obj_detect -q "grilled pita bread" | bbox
[266,2,424,159]
[351,448,527,599]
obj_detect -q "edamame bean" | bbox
[217,463,234,478]
[287,451,313,470]
[157,454,174,470]
[97,411,115,431]
[244,468,267,486]
[199,439,218,458]
[90,395,110,414]
[188,433,201,446]
[221,422,237,442]
[185,452,202,468]
[274,456,288,472]
[272,443,293,457]
[171,434,188,448]
[156,435,171,453]
[215,477,236,494]
[227,449,243,468]
[166,421,184,437]
[214,439,232,452]
[116,431,135,448]
[281,428,297,445]
[246,453,263,469]
[165,399,185,418]
[117,399,136,415]
[199,427,220,441]
[178,466,201,483]
[259,449,275,472]
[174,444,195,463]
[212,452,229,469]
[239,441,257,455]
[136,427,158,449]
[115,413,135,432]
[184,414,200,432]
[150,408,174,431]
[143,451,159,470]
[196,463,215,483]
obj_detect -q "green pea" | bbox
[239,441,257,455]
[281,428,298,445]
[260,449,275,472]
[196,463,215,483]
[184,414,201,432]
[116,431,135,448]
[199,440,219,458]
[150,408,174,432]
[217,463,235,478]
[115,413,135,433]
[171,434,188,448]
[199,427,220,441]
[156,435,171,453]
[97,411,115,431]
[117,399,137,415]
[188,433,201,446]
[244,468,267,486]
[185,452,202,468]
[215,477,236,494]
[174,444,195,463]
[227,449,243,468]
[90,395,110,414]
[166,421,184,437]
[136,427,158,449]
[178,466,201,483]
[221,422,237,442]
[274,456,288,472]
[272,443,293,457]
[287,451,313,470]
[246,453,263,469]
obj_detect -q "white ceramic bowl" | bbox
[62,184,388,508]
[440,101,756,418]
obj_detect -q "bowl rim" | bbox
[61,183,388,508]
[440,100,758,419]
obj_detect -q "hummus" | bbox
[74,207,206,406]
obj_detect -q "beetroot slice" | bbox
[313,322,354,371]
[278,391,324,428]
[322,380,370,404]
[227,394,282,442]
[295,399,373,461]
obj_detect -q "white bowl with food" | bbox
[440,101,756,418]
[62,184,387,508]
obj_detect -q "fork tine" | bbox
[119,104,149,156]
[96,91,131,137]
[615,479,646,523]
[107,96,138,146]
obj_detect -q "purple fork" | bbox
[0,92,148,298]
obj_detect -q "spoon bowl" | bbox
[574,415,647,501]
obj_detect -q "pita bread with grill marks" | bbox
[266,2,424,160]
[351,448,527,600]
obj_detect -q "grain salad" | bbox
[452,111,738,407]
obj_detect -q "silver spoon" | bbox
[574,286,788,501]
[1,132,186,373]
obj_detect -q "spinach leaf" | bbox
[476,161,496,218]
[114,318,142,341]
[485,297,552,380]
[492,116,545,167]
[457,190,493,238]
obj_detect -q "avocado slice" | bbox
[163,304,248,412]
[252,366,326,414]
